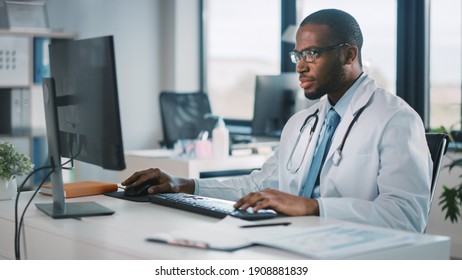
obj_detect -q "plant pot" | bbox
[0,176,17,200]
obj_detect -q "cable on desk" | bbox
[14,157,76,260]
[14,166,52,260]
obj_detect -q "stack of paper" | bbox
[147,216,416,259]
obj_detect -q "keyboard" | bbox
[150,193,278,220]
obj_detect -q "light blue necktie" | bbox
[300,108,340,198]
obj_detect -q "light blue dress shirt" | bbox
[311,73,366,198]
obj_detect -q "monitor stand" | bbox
[35,201,114,219]
[36,78,115,219]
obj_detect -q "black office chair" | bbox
[159,92,216,148]
[425,133,449,206]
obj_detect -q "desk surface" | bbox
[118,151,269,180]
[0,192,451,260]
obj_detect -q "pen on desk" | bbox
[147,238,209,249]
[240,222,291,228]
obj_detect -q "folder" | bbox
[33,37,50,84]
[39,181,118,198]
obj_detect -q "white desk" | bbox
[0,192,451,260]
[118,151,268,180]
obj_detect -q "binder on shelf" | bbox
[32,136,49,185]
[39,181,118,198]
[33,37,51,84]
[0,89,31,135]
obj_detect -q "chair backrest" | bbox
[159,92,215,148]
[425,133,449,205]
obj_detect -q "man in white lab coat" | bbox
[123,9,432,233]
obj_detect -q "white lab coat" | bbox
[196,75,432,233]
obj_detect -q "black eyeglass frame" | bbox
[289,43,351,64]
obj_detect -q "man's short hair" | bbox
[301,9,363,64]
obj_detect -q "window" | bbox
[429,0,461,130]
[204,0,397,121]
[298,0,397,94]
[204,0,280,120]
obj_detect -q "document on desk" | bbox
[256,224,414,259]
[148,216,271,251]
[147,216,417,259]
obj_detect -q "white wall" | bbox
[172,0,200,91]
[45,0,200,182]
[46,0,200,151]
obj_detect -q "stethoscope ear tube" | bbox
[286,109,319,174]
[332,105,367,166]
[300,109,319,133]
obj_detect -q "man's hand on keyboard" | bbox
[121,168,195,195]
[233,188,320,216]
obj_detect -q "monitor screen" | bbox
[49,36,125,170]
[252,73,310,138]
[36,36,125,218]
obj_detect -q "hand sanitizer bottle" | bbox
[212,116,229,158]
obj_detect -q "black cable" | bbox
[14,165,53,260]
[14,157,76,260]
[15,169,53,260]
[14,133,81,260]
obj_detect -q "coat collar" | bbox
[348,75,376,115]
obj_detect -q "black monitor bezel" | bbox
[35,36,125,218]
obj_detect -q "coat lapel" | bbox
[325,76,377,161]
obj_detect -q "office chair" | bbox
[159,92,215,148]
[425,133,449,206]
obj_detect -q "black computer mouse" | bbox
[124,183,152,197]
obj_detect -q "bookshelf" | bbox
[0,28,74,188]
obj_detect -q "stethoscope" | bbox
[331,105,366,166]
[286,109,319,173]
[286,105,367,174]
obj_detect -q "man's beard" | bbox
[304,61,346,100]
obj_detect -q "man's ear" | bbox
[344,45,359,65]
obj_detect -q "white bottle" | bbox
[212,116,229,158]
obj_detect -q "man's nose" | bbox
[296,59,309,73]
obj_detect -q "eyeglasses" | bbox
[289,43,350,64]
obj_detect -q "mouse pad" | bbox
[104,191,151,202]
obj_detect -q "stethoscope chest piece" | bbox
[333,149,342,166]
[331,105,368,167]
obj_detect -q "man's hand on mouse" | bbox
[122,168,195,195]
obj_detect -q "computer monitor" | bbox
[35,36,125,219]
[252,73,310,138]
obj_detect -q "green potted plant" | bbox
[432,127,462,223]
[0,141,34,200]
[440,166,462,223]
